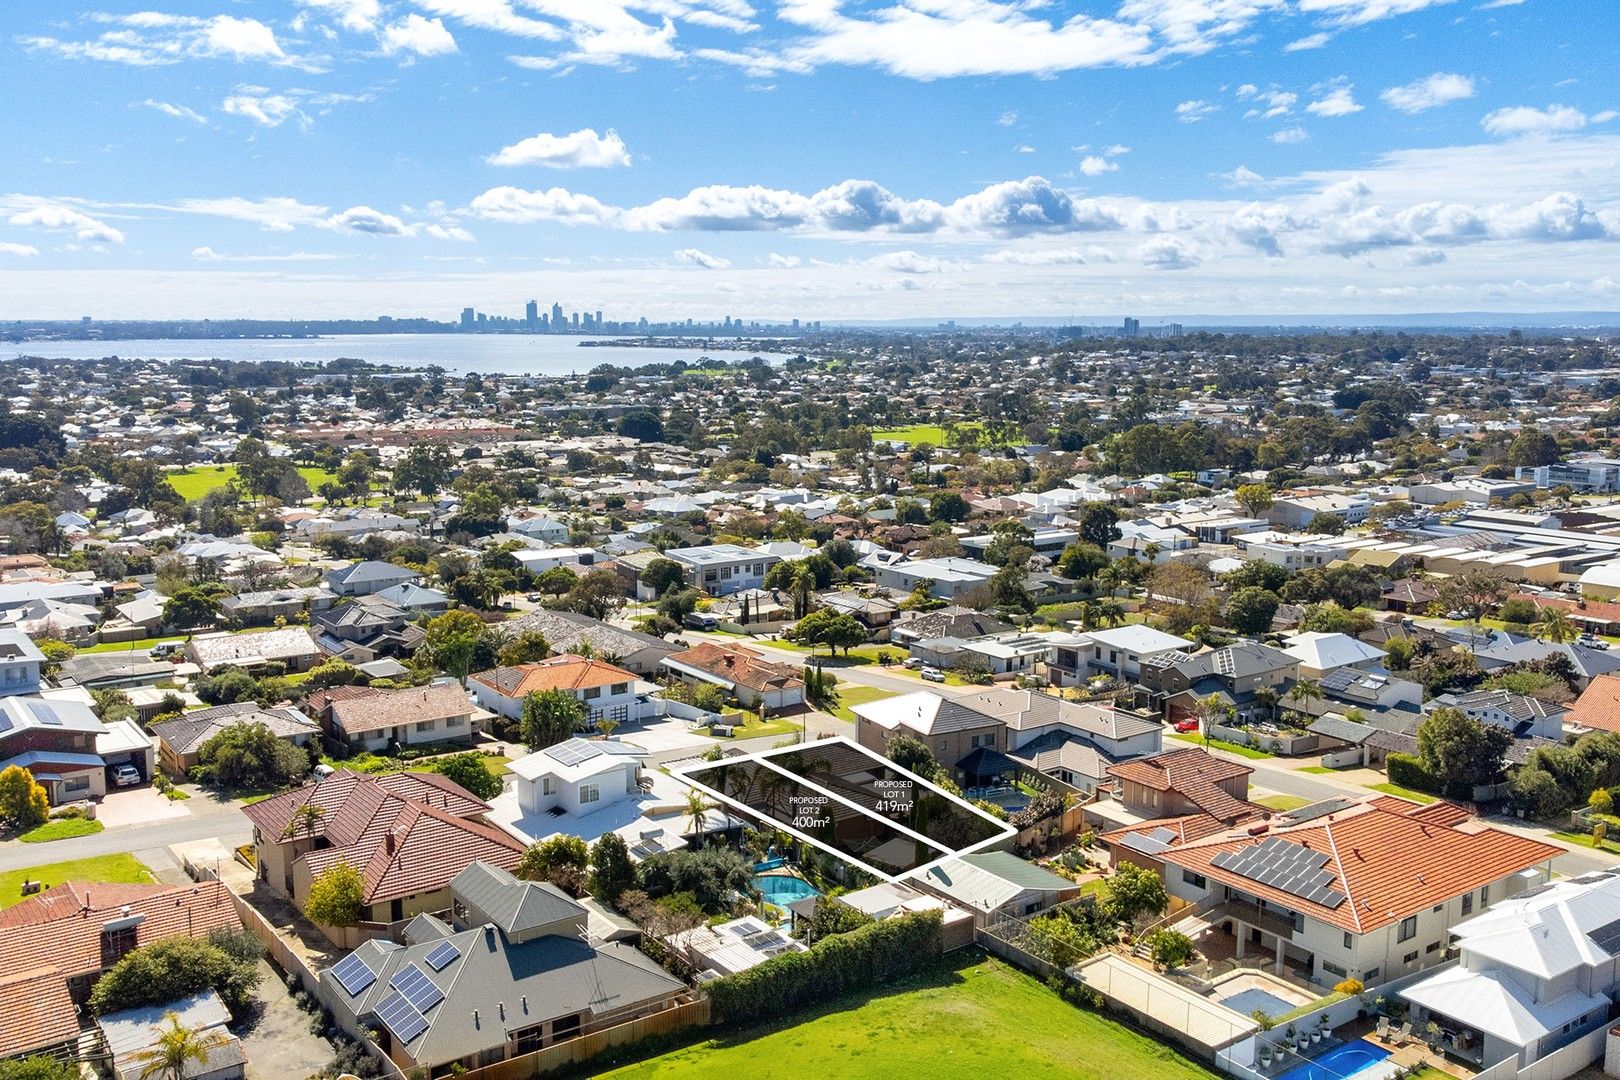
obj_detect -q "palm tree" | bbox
[128,1013,232,1080]
[1074,600,1096,631]
[684,788,712,835]
[1535,607,1576,644]
[1286,678,1322,713]
[281,803,325,842]
[1095,599,1126,628]
[595,716,620,739]
[787,562,817,619]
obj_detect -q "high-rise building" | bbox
[572,312,581,329]
[551,302,564,330]
[1123,317,1140,337]
[525,300,538,326]
[595,310,603,329]
[460,307,475,328]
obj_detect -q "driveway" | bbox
[97,786,192,828]
[236,959,338,1080]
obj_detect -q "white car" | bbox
[1578,634,1610,650]
[110,763,142,787]
[920,667,946,683]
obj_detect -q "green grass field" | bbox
[590,955,1219,1080]
[1366,782,1438,804]
[82,636,187,654]
[830,683,897,723]
[1167,732,1274,759]
[19,818,105,843]
[0,853,154,907]
[165,464,338,501]
[1255,795,1311,812]
[872,424,952,446]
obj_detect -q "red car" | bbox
[1173,719,1200,733]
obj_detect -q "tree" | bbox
[1417,707,1511,796]
[281,803,325,842]
[1234,484,1273,518]
[0,765,48,827]
[521,689,588,750]
[1534,607,1576,644]
[304,861,365,927]
[799,897,874,945]
[1298,600,1372,636]
[1305,512,1346,536]
[162,586,222,630]
[1106,862,1169,924]
[882,733,949,785]
[193,667,260,707]
[423,609,487,685]
[1507,427,1560,468]
[990,562,1034,613]
[1223,587,1280,636]
[685,788,713,835]
[196,722,310,790]
[785,609,867,656]
[1055,541,1108,581]
[497,629,551,667]
[1497,597,1539,626]
[89,936,261,1016]
[535,565,579,598]
[304,659,366,690]
[0,1059,79,1080]
[128,1012,233,1080]
[564,569,625,621]
[1436,570,1509,629]
[90,688,137,725]
[1285,678,1323,713]
[393,442,452,497]
[927,491,968,523]
[588,833,637,907]
[516,835,589,894]
[1078,503,1122,548]
[1148,929,1195,972]
[639,557,685,597]
[1222,560,1290,593]
[434,753,502,799]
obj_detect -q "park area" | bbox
[0,853,154,907]
[587,955,1220,1080]
[165,464,337,501]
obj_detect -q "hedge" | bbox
[1385,753,1437,794]
[703,909,942,1025]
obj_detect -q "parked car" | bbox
[904,657,924,670]
[1173,719,1200,733]
[920,667,946,683]
[110,763,143,787]
[1578,634,1610,650]
[683,611,719,630]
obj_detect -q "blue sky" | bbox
[2,0,1618,321]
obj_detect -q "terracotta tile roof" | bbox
[1108,747,1258,821]
[663,641,804,694]
[1160,796,1561,934]
[241,769,488,843]
[327,682,474,736]
[1100,811,1247,852]
[469,654,637,698]
[1513,592,1620,628]
[0,879,240,1056]
[1568,673,1620,734]
[301,800,525,905]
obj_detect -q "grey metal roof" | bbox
[449,863,585,938]
[1307,715,1376,745]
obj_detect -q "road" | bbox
[680,630,976,697]
[0,797,252,873]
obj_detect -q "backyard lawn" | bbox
[0,853,154,907]
[590,955,1220,1080]
[1167,732,1274,760]
[1366,782,1438,804]
[165,464,338,501]
[1255,795,1311,813]
[830,683,897,723]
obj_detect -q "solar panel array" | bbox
[1318,669,1357,693]
[1213,649,1235,676]
[375,990,428,1044]
[1588,917,1620,957]
[545,739,602,767]
[424,940,460,972]
[331,953,377,996]
[29,701,63,726]
[1211,836,1346,908]
[389,963,445,1012]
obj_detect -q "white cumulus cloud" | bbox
[488,129,632,169]
[1380,72,1475,114]
[1482,104,1617,136]
[674,247,731,269]
[379,15,458,57]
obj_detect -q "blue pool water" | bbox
[1275,1039,1392,1080]
[753,873,821,906]
[1220,988,1297,1017]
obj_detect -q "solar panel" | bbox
[389,964,444,1012]
[1587,917,1620,957]
[546,739,601,767]
[424,940,460,972]
[331,953,377,996]
[29,702,63,726]
[1213,649,1235,676]
[375,990,428,1044]
[1211,836,1346,909]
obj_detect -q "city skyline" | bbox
[2,1,1618,320]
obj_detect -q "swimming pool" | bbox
[1220,987,1297,1018]
[1274,1039,1393,1080]
[753,873,821,907]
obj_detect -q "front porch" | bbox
[1170,899,1317,985]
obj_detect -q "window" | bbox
[1363,968,1380,982]
[542,777,556,796]
[1398,915,1417,942]
[1480,885,1489,906]
[579,783,600,805]
[1182,870,1206,890]
[1461,893,1473,916]
[583,686,602,700]
[1403,950,1418,964]
[1322,962,1347,979]
[611,683,629,695]
[1426,941,1441,954]
[416,720,436,733]
[1432,905,1442,913]
[101,925,138,966]
[1343,931,1353,949]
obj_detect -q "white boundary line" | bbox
[673,734,1016,883]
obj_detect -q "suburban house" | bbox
[667,914,808,977]
[186,627,320,674]
[502,608,678,676]
[149,701,320,776]
[1135,640,1300,724]
[1399,869,1620,1071]
[818,591,899,639]
[911,851,1080,925]
[0,696,111,804]
[469,654,645,727]
[1429,688,1569,741]
[309,682,480,752]
[325,560,421,596]
[889,606,1013,648]
[508,737,645,821]
[220,585,338,627]
[1062,625,1196,684]
[0,628,44,697]
[1155,795,1561,989]
[663,543,781,596]
[872,556,999,601]
[1280,631,1390,679]
[1093,749,1268,867]
[319,862,689,1075]
[312,595,427,663]
[55,653,175,692]
[1567,673,1620,734]
[660,642,805,709]
[242,770,517,927]
[100,990,246,1080]
[0,878,241,1061]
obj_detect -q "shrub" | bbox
[89,936,261,1015]
[1334,977,1365,996]
[0,1058,79,1080]
[304,861,365,927]
[703,910,942,1025]
[1147,929,1194,971]
[1385,753,1437,794]
[0,765,49,827]
[433,753,501,800]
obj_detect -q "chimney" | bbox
[384,831,396,854]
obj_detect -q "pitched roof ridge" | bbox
[1321,816,1361,934]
